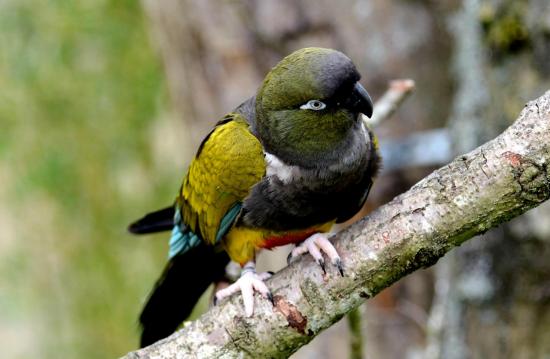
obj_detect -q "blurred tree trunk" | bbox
[141,0,454,143]
[142,1,454,358]
[426,1,550,359]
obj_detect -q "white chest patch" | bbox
[265,152,302,183]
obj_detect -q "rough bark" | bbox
[121,91,550,359]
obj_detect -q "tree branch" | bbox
[365,79,415,127]
[122,91,550,359]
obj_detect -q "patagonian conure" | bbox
[129,47,380,347]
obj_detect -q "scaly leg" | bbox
[214,261,273,317]
[287,233,344,276]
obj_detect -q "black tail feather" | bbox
[128,206,175,234]
[139,243,230,347]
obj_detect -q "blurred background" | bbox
[1,0,550,358]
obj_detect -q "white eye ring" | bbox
[300,100,326,111]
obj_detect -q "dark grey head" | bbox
[254,47,373,167]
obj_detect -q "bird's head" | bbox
[255,47,373,167]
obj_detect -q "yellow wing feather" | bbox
[179,115,266,245]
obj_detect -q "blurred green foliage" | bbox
[0,0,179,357]
[479,1,530,57]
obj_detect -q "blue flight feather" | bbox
[216,203,242,243]
[168,203,242,259]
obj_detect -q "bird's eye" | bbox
[300,100,326,111]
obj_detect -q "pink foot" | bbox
[214,261,273,317]
[287,233,344,276]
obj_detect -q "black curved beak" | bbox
[348,83,373,118]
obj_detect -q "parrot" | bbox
[128,47,380,347]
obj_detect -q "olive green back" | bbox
[179,115,266,244]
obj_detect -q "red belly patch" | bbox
[261,230,317,249]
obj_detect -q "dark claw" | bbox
[317,258,326,274]
[287,252,294,265]
[267,271,275,276]
[267,292,274,306]
[335,258,345,277]
[213,295,219,306]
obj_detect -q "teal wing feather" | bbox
[168,204,242,258]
